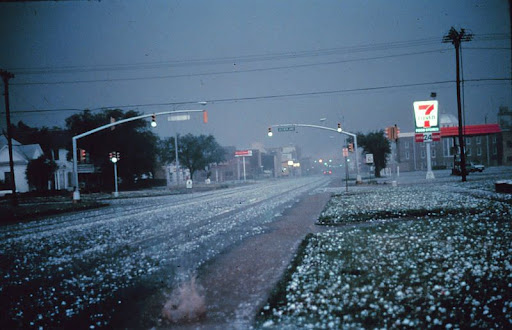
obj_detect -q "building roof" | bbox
[398,124,501,139]
[0,135,21,148]
[441,124,501,137]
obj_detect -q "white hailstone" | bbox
[262,320,274,327]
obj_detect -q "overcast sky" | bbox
[1,0,510,159]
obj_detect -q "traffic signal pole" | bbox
[71,109,206,202]
[268,123,361,183]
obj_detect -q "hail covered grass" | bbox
[260,179,512,328]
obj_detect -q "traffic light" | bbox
[267,127,273,137]
[203,110,208,124]
[348,143,354,152]
[337,123,342,132]
[110,151,120,163]
[80,149,86,162]
[394,124,400,141]
[385,126,391,140]
[151,114,157,127]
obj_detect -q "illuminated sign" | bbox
[413,100,439,133]
[235,150,253,157]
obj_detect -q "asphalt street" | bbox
[0,176,330,328]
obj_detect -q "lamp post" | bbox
[110,152,119,197]
[170,101,207,185]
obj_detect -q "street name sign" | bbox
[168,114,191,121]
[277,126,295,132]
[413,100,440,133]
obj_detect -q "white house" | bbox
[52,148,73,191]
[0,135,44,193]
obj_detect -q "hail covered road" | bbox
[0,176,330,328]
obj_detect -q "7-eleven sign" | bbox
[413,100,439,133]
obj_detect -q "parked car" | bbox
[468,162,485,172]
[451,162,485,175]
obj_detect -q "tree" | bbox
[11,121,69,156]
[356,130,391,178]
[65,109,159,187]
[26,155,57,191]
[161,134,225,180]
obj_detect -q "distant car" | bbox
[323,170,332,175]
[468,162,485,172]
[451,162,484,175]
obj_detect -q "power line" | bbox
[4,77,510,116]
[10,49,450,86]
[8,37,449,75]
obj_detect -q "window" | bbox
[466,147,472,156]
[405,151,410,160]
[421,149,425,159]
[4,172,12,186]
[492,135,497,144]
[476,136,481,145]
[477,147,482,156]
[465,137,471,145]
[432,148,436,158]
[443,138,454,157]
[404,141,409,149]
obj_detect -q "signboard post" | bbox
[413,100,439,180]
[235,150,253,182]
[343,148,349,192]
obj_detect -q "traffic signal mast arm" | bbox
[268,123,361,182]
[72,109,206,201]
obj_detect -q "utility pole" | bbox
[1,69,18,206]
[443,27,473,182]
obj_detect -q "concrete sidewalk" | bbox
[181,190,333,329]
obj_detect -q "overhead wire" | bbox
[10,49,450,86]
[9,37,445,75]
[4,77,510,116]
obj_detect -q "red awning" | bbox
[441,124,501,137]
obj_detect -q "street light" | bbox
[171,101,208,186]
[109,151,120,197]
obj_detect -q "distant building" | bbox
[498,106,512,166]
[0,135,44,192]
[52,148,74,191]
[395,114,503,171]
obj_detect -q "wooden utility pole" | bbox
[443,27,473,182]
[1,69,18,206]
